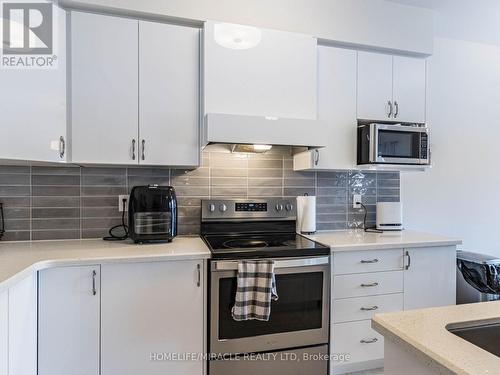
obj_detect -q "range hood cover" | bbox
[203,113,326,148]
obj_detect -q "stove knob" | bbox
[275,203,284,212]
[219,204,227,212]
[285,203,293,211]
[208,203,215,212]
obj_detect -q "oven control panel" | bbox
[235,202,267,212]
[202,199,296,220]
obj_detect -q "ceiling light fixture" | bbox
[214,22,262,50]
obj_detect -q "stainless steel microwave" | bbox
[357,123,430,165]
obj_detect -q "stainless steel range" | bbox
[201,198,330,375]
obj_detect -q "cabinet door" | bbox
[9,274,37,375]
[0,5,66,162]
[139,21,200,166]
[392,56,426,123]
[101,260,204,375]
[315,46,357,170]
[71,11,139,164]
[357,51,393,121]
[403,246,456,310]
[0,290,7,375]
[38,266,100,375]
[204,20,317,119]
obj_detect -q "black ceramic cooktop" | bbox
[202,232,329,259]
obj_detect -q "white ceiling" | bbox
[389,0,500,47]
[386,0,449,9]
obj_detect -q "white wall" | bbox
[62,0,433,54]
[402,36,500,255]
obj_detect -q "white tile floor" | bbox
[348,368,384,375]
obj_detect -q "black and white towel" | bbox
[231,260,279,321]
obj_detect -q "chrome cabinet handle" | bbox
[405,251,411,270]
[360,338,378,344]
[394,101,399,118]
[360,259,379,264]
[132,139,136,160]
[360,282,379,287]
[387,100,393,118]
[360,305,379,311]
[92,270,97,296]
[141,139,145,161]
[59,136,65,159]
[196,264,201,287]
[314,149,320,166]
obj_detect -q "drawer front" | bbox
[333,320,384,367]
[333,271,403,299]
[333,249,403,275]
[333,293,403,323]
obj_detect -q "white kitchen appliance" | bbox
[376,202,403,231]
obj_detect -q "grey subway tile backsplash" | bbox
[0,149,400,241]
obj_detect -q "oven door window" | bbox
[218,272,324,340]
[378,130,420,159]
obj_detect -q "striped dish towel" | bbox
[231,260,279,321]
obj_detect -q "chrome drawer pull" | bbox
[360,338,378,344]
[360,282,379,287]
[360,259,379,264]
[360,305,379,311]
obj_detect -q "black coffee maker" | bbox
[128,185,177,243]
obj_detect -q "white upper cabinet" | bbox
[357,51,426,123]
[392,56,426,123]
[294,46,357,170]
[70,11,139,164]
[0,5,66,163]
[38,266,101,375]
[204,21,317,120]
[70,12,200,166]
[139,21,200,166]
[357,51,394,122]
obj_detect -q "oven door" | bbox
[210,256,330,355]
[370,123,429,164]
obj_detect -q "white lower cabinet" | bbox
[403,246,456,310]
[38,265,101,375]
[331,246,456,374]
[0,290,7,375]
[101,260,204,375]
[9,274,37,375]
[333,293,403,324]
[333,320,384,373]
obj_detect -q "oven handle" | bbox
[212,256,330,271]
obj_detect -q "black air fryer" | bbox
[128,185,177,243]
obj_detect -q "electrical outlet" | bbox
[118,195,129,212]
[353,194,362,209]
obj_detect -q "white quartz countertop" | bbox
[306,229,461,251]
[372,301,500,375]
[0,236,210,291]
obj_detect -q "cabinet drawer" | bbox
[333,293,403,323]
[333,249,403,275]
[333,271,403,299]
[333,320,384,367]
